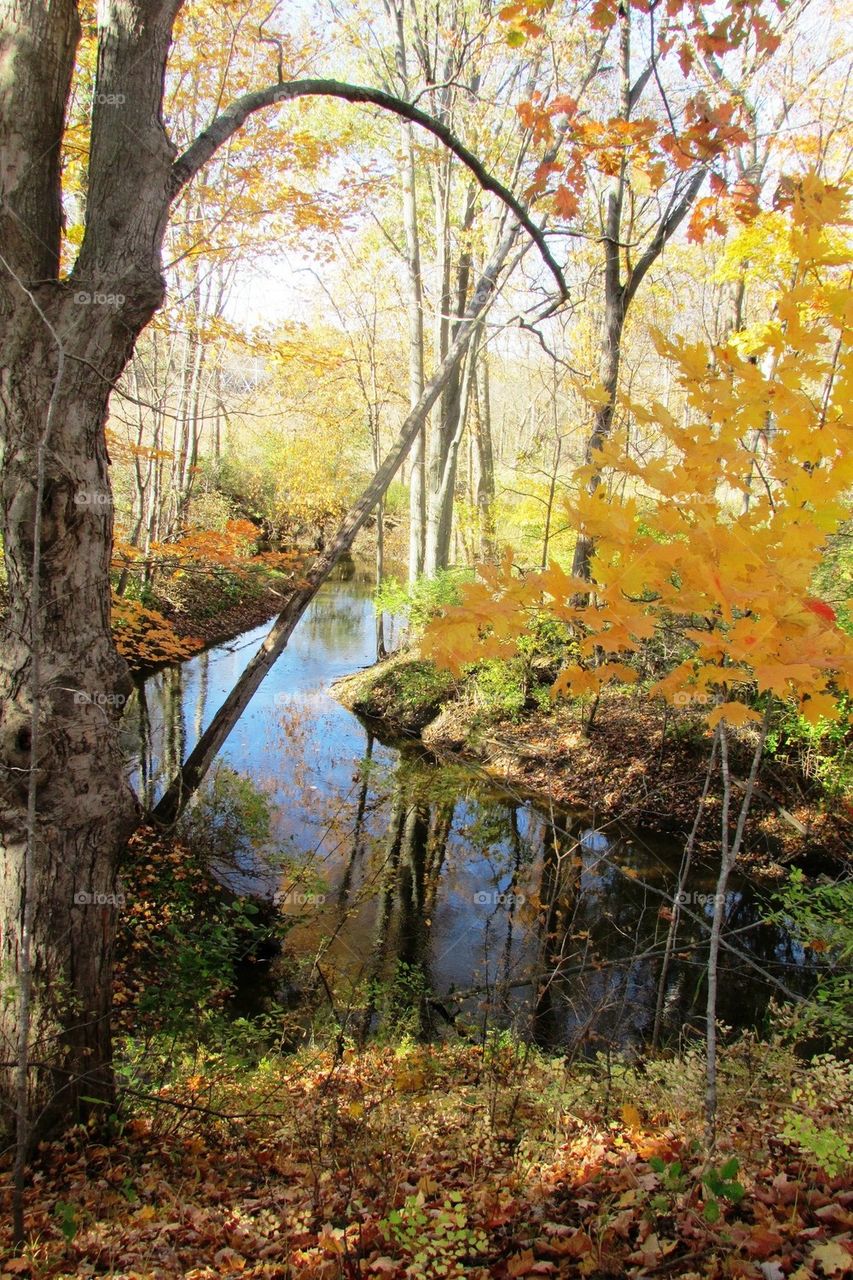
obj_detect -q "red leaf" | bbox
[805,597,837,624]
[553,184,579,218]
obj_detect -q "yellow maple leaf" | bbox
[708,702,763,728]
[798,690,839,725]
[621,1103,643,1131]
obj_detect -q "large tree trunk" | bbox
[0,305,141,1132]
[0,0,179,1136]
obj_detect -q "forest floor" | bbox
[2,1036,850,1279]
[333,654,853,880]
[162,573,288,654]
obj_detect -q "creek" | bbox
[121,564,814,1050]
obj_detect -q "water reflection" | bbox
[122,569,816,1051]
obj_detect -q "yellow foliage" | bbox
[423,173,853,729]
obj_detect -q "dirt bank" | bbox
[333,653,852,880]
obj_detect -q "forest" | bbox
[0,0,851,1275]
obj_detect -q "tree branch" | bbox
[623,165,708,308]
[169,78,568,300]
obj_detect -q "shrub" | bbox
[765,698,852,802]
[375,567,474,634]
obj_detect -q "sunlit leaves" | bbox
[112,596,204,669]
[708,702,763,729]
[499,0,555,46]
[425,173,853,730]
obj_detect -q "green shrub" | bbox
[765,698,852,801]
[375,567,474,633]
[474,658,528,721]
[777,1054,853,1177]
[766,869,853,1043]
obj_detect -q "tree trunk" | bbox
[424,178,478,576]
[0,310,141,1134]
[472,331,496,561]
[402,121,427,583]
[570,3,707,581]
[0,0,181,1138]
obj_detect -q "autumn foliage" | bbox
[424,173,853,733]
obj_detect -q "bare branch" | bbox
[170,78,568,300]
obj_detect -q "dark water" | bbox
[121,568,814,1051]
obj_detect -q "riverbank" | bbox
[333,652,853,879]
[158,572,288,651]
[117,549,382,674]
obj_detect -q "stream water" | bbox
[121,564,814,1051]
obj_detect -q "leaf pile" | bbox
[1,1041,850,1278]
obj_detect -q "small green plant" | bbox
[474,658,528,721]
[382,1190,488,1277]
[648,1156,688,1214]
[780,1111,852,1178]
[701,1157,745,1223]
[55,1201,78,1246]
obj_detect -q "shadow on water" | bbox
[122,567,818,1053]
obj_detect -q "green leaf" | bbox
[704,1198,721,1224]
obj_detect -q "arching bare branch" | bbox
[170,77,569,300]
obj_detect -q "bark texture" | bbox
[0,0,180,1133]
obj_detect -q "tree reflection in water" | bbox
[122,577,817,1054]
